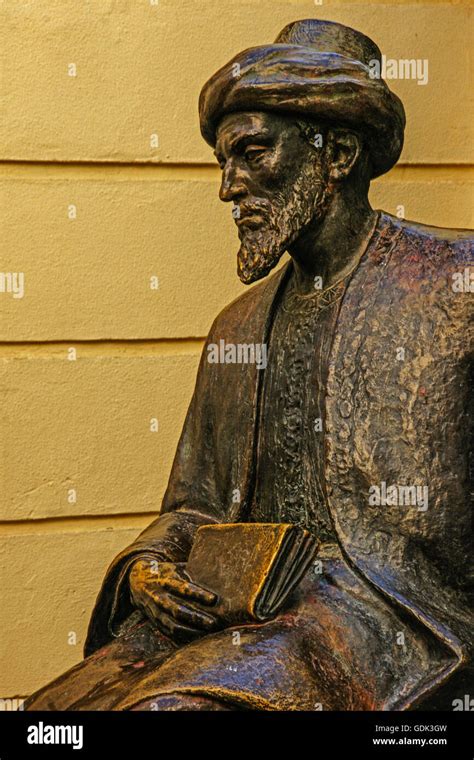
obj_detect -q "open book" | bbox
[186,523,318,625]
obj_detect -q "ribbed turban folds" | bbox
[199,19,406,178]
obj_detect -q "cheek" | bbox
[249,162,293,198]
[249,144,293,191]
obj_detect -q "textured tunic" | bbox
[250,269,345,541]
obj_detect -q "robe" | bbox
[25,211,473,711]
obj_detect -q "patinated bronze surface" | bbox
[25,18,473,711]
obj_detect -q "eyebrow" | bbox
[214,130,272,162]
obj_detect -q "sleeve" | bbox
[85,317,226,656]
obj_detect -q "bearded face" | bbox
[235,158,331,284]
[214,111,333,284]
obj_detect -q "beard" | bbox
[236,162,331,285]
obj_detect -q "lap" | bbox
[115,549,448,711]
[26,547,449,711]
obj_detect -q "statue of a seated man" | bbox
[25,18,473,712]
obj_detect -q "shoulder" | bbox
[377,213,472,348]
[206,261,290,341]
[380,212,473,270]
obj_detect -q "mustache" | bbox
[233,199,272,219]
[234,181,329,221]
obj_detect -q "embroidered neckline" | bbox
[282,275,347,315]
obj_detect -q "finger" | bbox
[152,591,217,631]
[136,587,208,631]
[160,575,217,606]
[133,561,217,606]
[155,610,203,643]
[132,587,161,625]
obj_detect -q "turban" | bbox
[199,19,406,178]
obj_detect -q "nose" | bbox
[219,160,247,203]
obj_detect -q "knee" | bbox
[130,692,233,711]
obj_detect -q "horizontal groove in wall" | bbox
[0,339,205,356]
[1,162,219,181]
[0,512,157,536]
[1,162,473,183]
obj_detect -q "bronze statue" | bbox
[25,18,473,712]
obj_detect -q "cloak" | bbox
[27,212,473,711]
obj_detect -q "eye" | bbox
[214,152,226,170]
[244,147,266,163]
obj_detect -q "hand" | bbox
[129,559,219,643]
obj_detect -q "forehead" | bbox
[215,111,291,153]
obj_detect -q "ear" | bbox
[327,131,363,182]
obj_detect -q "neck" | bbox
[287,189,378,295]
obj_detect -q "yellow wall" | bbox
[1,0,473,700]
